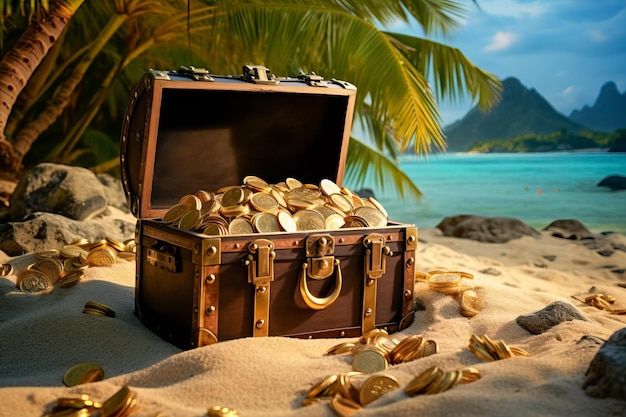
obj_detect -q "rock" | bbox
[543,219,595,240]
[0,211,135,256]
[597,174,626,190]
[479,267,501,276]
[543,255,557,262]
[9,163,110,221]
[96,173,130,212]
[516,301,588,335]
[583,327,626,399]
[435,215,540,243]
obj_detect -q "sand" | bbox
[1,228,625,417]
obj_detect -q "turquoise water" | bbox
[365,152,626,234]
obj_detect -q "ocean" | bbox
[361,152,626,234]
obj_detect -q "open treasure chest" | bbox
[120,65,418,349]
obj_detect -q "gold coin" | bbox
[352,348,388,373]
[285,177,303,190]
[123,239,137,253]
[293,210,325,231]
[388,335,423,364]
[325,214,345,229]
[329,193,353,213]
[47,408,91,417]
[358,374,400,406]
[84,301,116,317]
[420,340,438,357]
[250,192,279,213]
[117,251,136,261]
[36,249,60,259]
[83,307,107,317]
[55,394,98,409]
[1,263,14,277]
[228,217,254,235]
[178,194,202,210]
[105,237,126,252]
[17,269,51,293]
[341,215,368,228]
[59,270,85,288]
[219,203,250,217]
[320,179,342,197]
[404,366,444,396]
[306,374,338,399]
[277,211,297,232]
[326,342,357,355]
[367,196,388,218]
[353,206,387,227]
[459,289,480,317]
[87,247,117,267]
[329,393,362,417]
[31,258,64,283]
[203,223,228,236]
[510,346,531,357]
[459,367,481,384]
[60,245,88,259]
[100,386,136,417]
[63,362,105,387]
[221,187,244,207]
[162,204,190,224]
[252,213,280,233]
[244,175,271,192]
[208,405,239,416]
[178,208,201,231]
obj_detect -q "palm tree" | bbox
[0,0,501,199]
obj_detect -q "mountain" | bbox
[443,77,585,152]
[569,81,626,133]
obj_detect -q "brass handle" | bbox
[299,259,342,310]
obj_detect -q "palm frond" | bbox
[345,137,422,199]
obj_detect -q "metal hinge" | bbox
[242,65,279,85]
[147,246,179,272]
[174,65,214,81]
[297,71,326,87]
[245,239,276,337]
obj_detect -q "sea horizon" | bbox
[360,151,626,235]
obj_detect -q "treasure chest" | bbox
[120,65,417,349]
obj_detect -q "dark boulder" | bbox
[543,219,595,240]
[435,214,540,243]
[9,163,110,221]
[516,301,588,335]
[597,174,626,190]
[583,327,626,399]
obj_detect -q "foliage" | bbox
[0,0,501,199]
[468,129,626,153]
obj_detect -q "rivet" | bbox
[205,306,216,315]
[194,307,198,313]
[251,243,258,251]
[193,244,199,255]
[234,243,240,249]
[255,319,265,329]
[404,290,412,298]
[367,278,375,287]
[207,246,217,256]
[338,238,344,243]
[205,274,216,284]
[293,240,299,245]
[406,257,415,266]
[257,286,267,295]
[308,335,313,339]
[365,239,371,245]
[340,331,346,337]
[364,308,372,318]
[407,235,416,244]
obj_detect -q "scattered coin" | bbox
[207,405,239,416]
[99,386,137,417]
[63,362,105,387]
[468,334,530,361]
[83,301,116,318]
[1,263,14,277]
[358,374,400,406]
[352,348,388,373]
[459,289,481,317]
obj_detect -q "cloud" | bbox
[485,31,519,51]
[482,0,547,18]
[562,86,574,95]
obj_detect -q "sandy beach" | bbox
[1,226,625,417]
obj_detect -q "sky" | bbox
[394,0,626,126]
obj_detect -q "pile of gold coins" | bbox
[7,237,135,293]
[416,270,481,317]
[573,292,626,314]
[468,334,530,361]
[303,371,400,410]
[326,329,438,373]
[404,365,481,396]
[45,386,137,417]
[162,176,389,235]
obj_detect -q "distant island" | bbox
[444,77,626,153]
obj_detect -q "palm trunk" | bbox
[0,0,84,177]
[13,12,128,162]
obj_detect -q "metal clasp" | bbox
[245,239,276,337]
[305,234,335,279]
[364,233,391,279]
[242,65,279,85]
[174,65,214,81]
[297,71,326,87]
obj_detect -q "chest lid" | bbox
[120,65,357,219]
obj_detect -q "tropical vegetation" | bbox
[468,129,626,153]
[0,0,501,198]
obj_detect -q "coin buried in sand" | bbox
[63,362,105,386]
[100,385,137,417]
[208,406,239,417]
[59,270,85,288]
[352,348,388,373]
[83,301,116,317]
